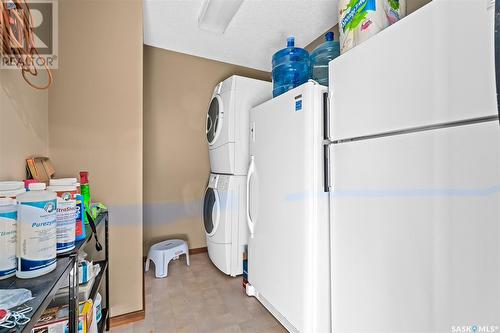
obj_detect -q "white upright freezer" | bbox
[247,82,331,333]
[328,0,500,332]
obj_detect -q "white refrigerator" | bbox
[247,0,500,332]
[328,0,500,332]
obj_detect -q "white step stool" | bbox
[145,239,190,278]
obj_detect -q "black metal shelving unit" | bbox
[0,211,109,333]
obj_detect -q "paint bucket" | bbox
[0,181,26,198]
[0,198,17,280]
[16,183,57,279]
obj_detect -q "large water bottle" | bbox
[310,32,340,87]
[272,37,310,97]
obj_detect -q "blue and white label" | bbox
[55,195,77,253]
[20,257,57,271]
[17,200,57,273]
[0,210,17,278]
[295,100,302,111]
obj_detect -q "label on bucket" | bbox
[0,211,17,278]
[55,192,77,253]
[17,200,57,272]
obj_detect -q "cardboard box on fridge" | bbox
[32,300,94,333]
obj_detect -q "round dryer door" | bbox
[206,95,223,145]
[203,187,220,236]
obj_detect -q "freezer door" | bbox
[247,82,330,333]
[496,0,500,121]
[330,121,500,332]
[329,0,497,141]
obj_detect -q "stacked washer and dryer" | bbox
[204,75,271,277]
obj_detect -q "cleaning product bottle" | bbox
[23,179,38,191]
[79,171,91,225]
[16,183,57,278]
[75,193,86,241]
[272,36,310,97]
[310,32,340,87]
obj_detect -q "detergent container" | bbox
[0,198,17,280]
[338,0,406,54]
[16,183,57,279]
[75,194,86,241]
[48,178,78,254]
[272,36,310,97]
[0,181,26,198]
[310,32,340,87]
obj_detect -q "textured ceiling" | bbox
[143,0,339,71]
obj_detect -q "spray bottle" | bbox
[79,171,91,225]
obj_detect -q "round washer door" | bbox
[206,95,224,145]
[203,187,220,236]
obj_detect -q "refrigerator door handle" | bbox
[323,92,330,140]
[246,156,256,238]
[496,0,500,121]
[323,145,331,192]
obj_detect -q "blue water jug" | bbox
[272,37,310,97]
[310,32,340,87]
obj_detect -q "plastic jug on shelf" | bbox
[310,32,340,87]
[272,36,310,97]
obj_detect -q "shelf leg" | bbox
[105,215,110,331]
[69,256,79,333]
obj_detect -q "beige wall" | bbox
[407,0,432,14]
[0,70,48,179]
[306,25,341,53]
[48,0,143,317]
[143,46,269,253]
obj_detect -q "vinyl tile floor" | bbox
[110,253,287,333]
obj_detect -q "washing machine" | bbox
[203,173,247,276]
[206,75,271,175]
